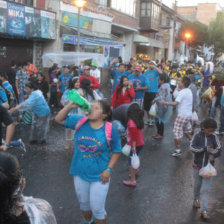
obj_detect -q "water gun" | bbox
[68,89,91,113]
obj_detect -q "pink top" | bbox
[127,119,144,147]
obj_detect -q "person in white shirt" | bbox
[90,62,101,83]
[160,76,193,156]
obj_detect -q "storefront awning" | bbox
[134,34,164,49]
[62,34,124,48]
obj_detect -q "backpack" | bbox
[1,87,16,108]
[75,117,112,148]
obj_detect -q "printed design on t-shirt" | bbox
[146,75,155,82]
[77,136,103,158]
[131,78,142,87]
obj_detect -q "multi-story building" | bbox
[43,0,139,64]
[137,0,184,61]
[177,3,223,26]
[0,0,56,71]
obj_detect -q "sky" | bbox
[163,0,224,8]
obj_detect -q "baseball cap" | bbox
[84,65,90,70]
[135,64,142,72]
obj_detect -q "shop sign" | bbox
[62,34,124,48]
[61,11,93,30]
[7,2,26,36]
[0,0,7,33]
[0,0,56,39]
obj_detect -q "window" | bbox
[141,2,151,17]
[111,0,136,16]
[22,0,33,6]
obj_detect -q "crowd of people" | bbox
[0,57,224,223]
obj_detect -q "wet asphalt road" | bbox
[9,105,224,224]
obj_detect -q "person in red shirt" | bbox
[110,76,135,109]
[27,61,38,78]
[79,66,101,90]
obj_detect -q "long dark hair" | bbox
[68,77,79,90]
[98,100,112,121]
[117,76,128,93]
[127,103,144,129]
[0,152,22,223]
[81,78,95,100]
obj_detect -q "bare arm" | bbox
[55,102,78,125]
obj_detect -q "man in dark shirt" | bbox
[0,105,15,151]
[7,61,17,88]
[7,61,18,99]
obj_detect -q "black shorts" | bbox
[144,92,156,111]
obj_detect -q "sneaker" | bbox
[145,120,150,125]
[171,150,182,157]
[148,120,154,126]
[193,199,200,208]
[18,139,26,152]
[123,180,137,187]
[201,211,210,220]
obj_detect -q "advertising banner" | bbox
[0,1,7,33]
[25,6,34,37]
[32,9,41,37]
[61,11,93,30]
[62,34,124,48]
[7,2,26,36]
[41,10,56,39]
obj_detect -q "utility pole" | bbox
[173,0,177,61]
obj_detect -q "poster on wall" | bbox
[7,2,26,36]
[41,10,55,39]
[33,9,41,37]
[25,6,34,38]
[61,11,93,30]
[0,1,7,33]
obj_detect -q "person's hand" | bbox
[132,147,136,153]
[0,145,8,151]
[152,100,155,104]
[110,106,113,110]
[17,90,20,95]
[128,81,132,86]
[9,107,16,114]
[209,155,214,162]
[100,170,111,184]
[159,100,166,105]
[67,101,78,109]
[207,148,215,153]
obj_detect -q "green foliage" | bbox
[178,12,224,55]
[208,12,224,54]
[178,21,209,47]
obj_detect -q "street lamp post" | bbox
[184,32,191,58]
[74,0,87,52]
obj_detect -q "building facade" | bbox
[177,3,223,26]
[0,0,56,71]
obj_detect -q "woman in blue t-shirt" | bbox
[55,100,121,224]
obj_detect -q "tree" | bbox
[208,11,224,55]
[178,21,209,47]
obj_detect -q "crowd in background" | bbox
[0,56,224,223]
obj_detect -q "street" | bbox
[8,105,224,224]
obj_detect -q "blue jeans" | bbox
[210,96,217,118]
[193,168,213,211]
[18,89,26,115]
[220,106,224,132]
[73,175,110,220]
